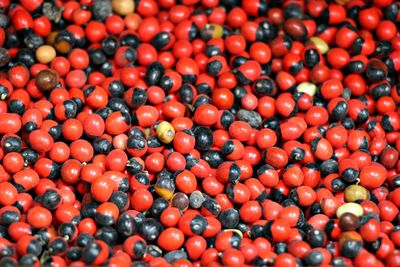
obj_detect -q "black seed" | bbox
[82,242,101,264]
[304,250,323,266]
[218,208,239,229]
[206,60,222,76]
[133,241,146,259]
[95,226,118,246]
[116,212,137,237]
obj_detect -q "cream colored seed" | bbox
[296,82,317,97]
[309,37,329,54]
[112,0,135,16]
[156,121,175,144]
[223,229,243,239]
[336,202,364,218]
[36,45,56,64]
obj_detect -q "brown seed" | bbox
[53,30,76,54]
[55,39,72,54]
[46,31,59,46]
[339,212,359,231]
[335,0,352,5]
[171,192,189,211]
[55,41,72,55]
[283,18,308,41]
[35,69,59,92]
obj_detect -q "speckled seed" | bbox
[309,37,329,54]
[237,109,262,128]
[156,121,175,144]
[36,45,56,64]
[0,48,10,67]
[189,191,206,209]
[112,0,135,16]
[344,185,369,202]
[93,0,113,21]
[35,69,59,92]
[164,250,188,264]
[296,82,317,96]
[336,203,364,218]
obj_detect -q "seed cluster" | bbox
[0,0,400,266]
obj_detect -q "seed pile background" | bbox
[0,0,400,266]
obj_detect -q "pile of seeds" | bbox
[0,0,400,266]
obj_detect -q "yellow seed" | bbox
[156,121,175,144]
[344,185,369,202]
[296,82,317,96]
[201,24,224,41]
[112,0,135,16]
[155,187,174,200]
[211,24,223,39]
[143,128,151,138]
[336,203,364,218]
[309,37,329,54]
[36,45,56,64]
[155,176,175,200]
